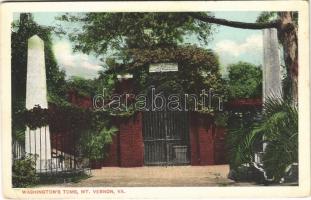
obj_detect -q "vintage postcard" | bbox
[0,1,310,199]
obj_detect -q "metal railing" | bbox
[12,127,90,175]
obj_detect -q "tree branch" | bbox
[189,13,280,30]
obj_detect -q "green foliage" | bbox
[57,12,215,55]
[24,105,50,130]
[95,72,118,98]
[48,92,71,107]
[98,45,226,115]
[18,105,86,132]
[214,112,228,127]
[258,97,298,181]
[80,126,118,161]
[57,12,225,115]
[227,62,262,100]
[226,96,298,182]
[66,76,97,97]
[81,110,118,161]
[118,45,223,95]
[226,112,261,168]
[256,12,278,23]
[256,11,298,25]
[12,154,39,187]
[20,105,115,132]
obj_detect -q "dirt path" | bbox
[50,165,255,187]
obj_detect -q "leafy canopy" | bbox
[56,12,223,102]
[57,12,215,55]
[227,62,262,100]
[102,45,225,97]
[57,12,226,114]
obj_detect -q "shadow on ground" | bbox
[39,165,256,187]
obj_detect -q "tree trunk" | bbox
[277,12,298,105]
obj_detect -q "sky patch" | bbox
[14,11,264,79]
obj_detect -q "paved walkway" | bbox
[54,165,255,187]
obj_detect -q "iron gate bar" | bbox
[40,128,42,173]
[34,129,36,166]
[62,132,64,171]
[144,139,182,142]
[29,128,31,156]
[143,111,190,166]
[165,112,168,166]
[13,125,90,174]
[45,126,47,174]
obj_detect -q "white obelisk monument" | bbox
[263,28,282,101]
[25,35,52,171]
[261,28,282,154]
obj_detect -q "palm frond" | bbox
[227,95,298,182]
[260,97,298,181]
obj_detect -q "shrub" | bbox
[226,110,260,168]
[12,154,39,187]
[226,96,298,183]
[80,126,118,161]
[258,97,298,181]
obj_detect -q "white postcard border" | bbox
[1,1,310,198]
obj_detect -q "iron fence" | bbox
[12,127,90,175]
[142,111,190,166]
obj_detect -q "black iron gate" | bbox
[142,111,190,166]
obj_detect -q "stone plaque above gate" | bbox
[149,63,178,73]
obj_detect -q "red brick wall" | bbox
[189,114,200,165]
[101,79,145,167]
[51,131,74,155]
[214,127,227,164]
[102,112,145,167]
[189,113,221,165]
[102,112,227,167]
[67,90,92,109]
[102,134,120,166]
[199,125,215,165]
[65,86,227,167]
[118,112,144,167]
